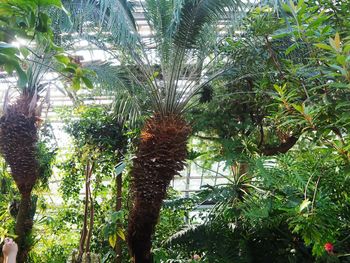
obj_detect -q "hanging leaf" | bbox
[35,12,50,33]
[108,234,117,248]
[82,77,94,90]
[116,228,125,241]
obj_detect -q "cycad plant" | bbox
[66,0,247,261]
[0,1,90,261]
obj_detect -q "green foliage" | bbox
[64,106,127,153]
[1,1,350,262]
[165,144,350,261]
[36,123,58,189]
[0,159,16,242]
[172,2,350,262]
[54,105,130,261]
[0,0,94,92]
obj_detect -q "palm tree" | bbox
[63,0,270,261]
[0,1,89,261]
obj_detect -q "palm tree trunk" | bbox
[0,96,39,263]
[127,114,191,262]
[15,192,33,263]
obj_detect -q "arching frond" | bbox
[85,62,150,127]
[61,0,138,48]
[164,223,207,247]
[173,0,244,49]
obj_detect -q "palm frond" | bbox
[85,62,149,127]
[173,0,244,49]
[62,0,138,48]
[164,223,207,247]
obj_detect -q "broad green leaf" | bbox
[282,3,292,13]
[273,84,286,96]
[82,77,93,89]
[19,47,30,58]
[0,42,18,55]
[61,67,76,74]
[111,211,124,222]
[108,234,117,248]
[54,54,70,65]
[297,0,304,9]
[272,32,290,39]
[15,64,28,88]
[35,12,50,33]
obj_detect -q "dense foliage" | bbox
[0,0,350,262]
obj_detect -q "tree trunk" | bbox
[0,96,39,262]
[115,173,122,263]
[15,192,33,263]
[86,178,94,259]
[127,114,191,262]
[78,159,95,263]
[78,160,91,262]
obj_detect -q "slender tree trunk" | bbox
[78,160,91,262]
[15,192,33,263]
[78,159,95,263]
[86,177,94,263]
[115,173,123,263]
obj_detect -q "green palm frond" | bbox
[144,0,174,38]
[59,0,288,118]
[111,92,145,128]
[164,223,207,247]
[86,62,149,127]
[173,0,243,49]
[62,0,138,48]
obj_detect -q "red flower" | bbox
[324,242,334,253]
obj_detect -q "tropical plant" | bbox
[62,0,252,261]
[0,1,92,261]
[165,1,350,262]
[165,140,350,262]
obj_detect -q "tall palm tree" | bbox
[0,1,89,261]
[64,0,250,261]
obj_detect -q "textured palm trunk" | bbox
[15,193,33,263]
[127,114,191,262]
[0,95,39,263]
